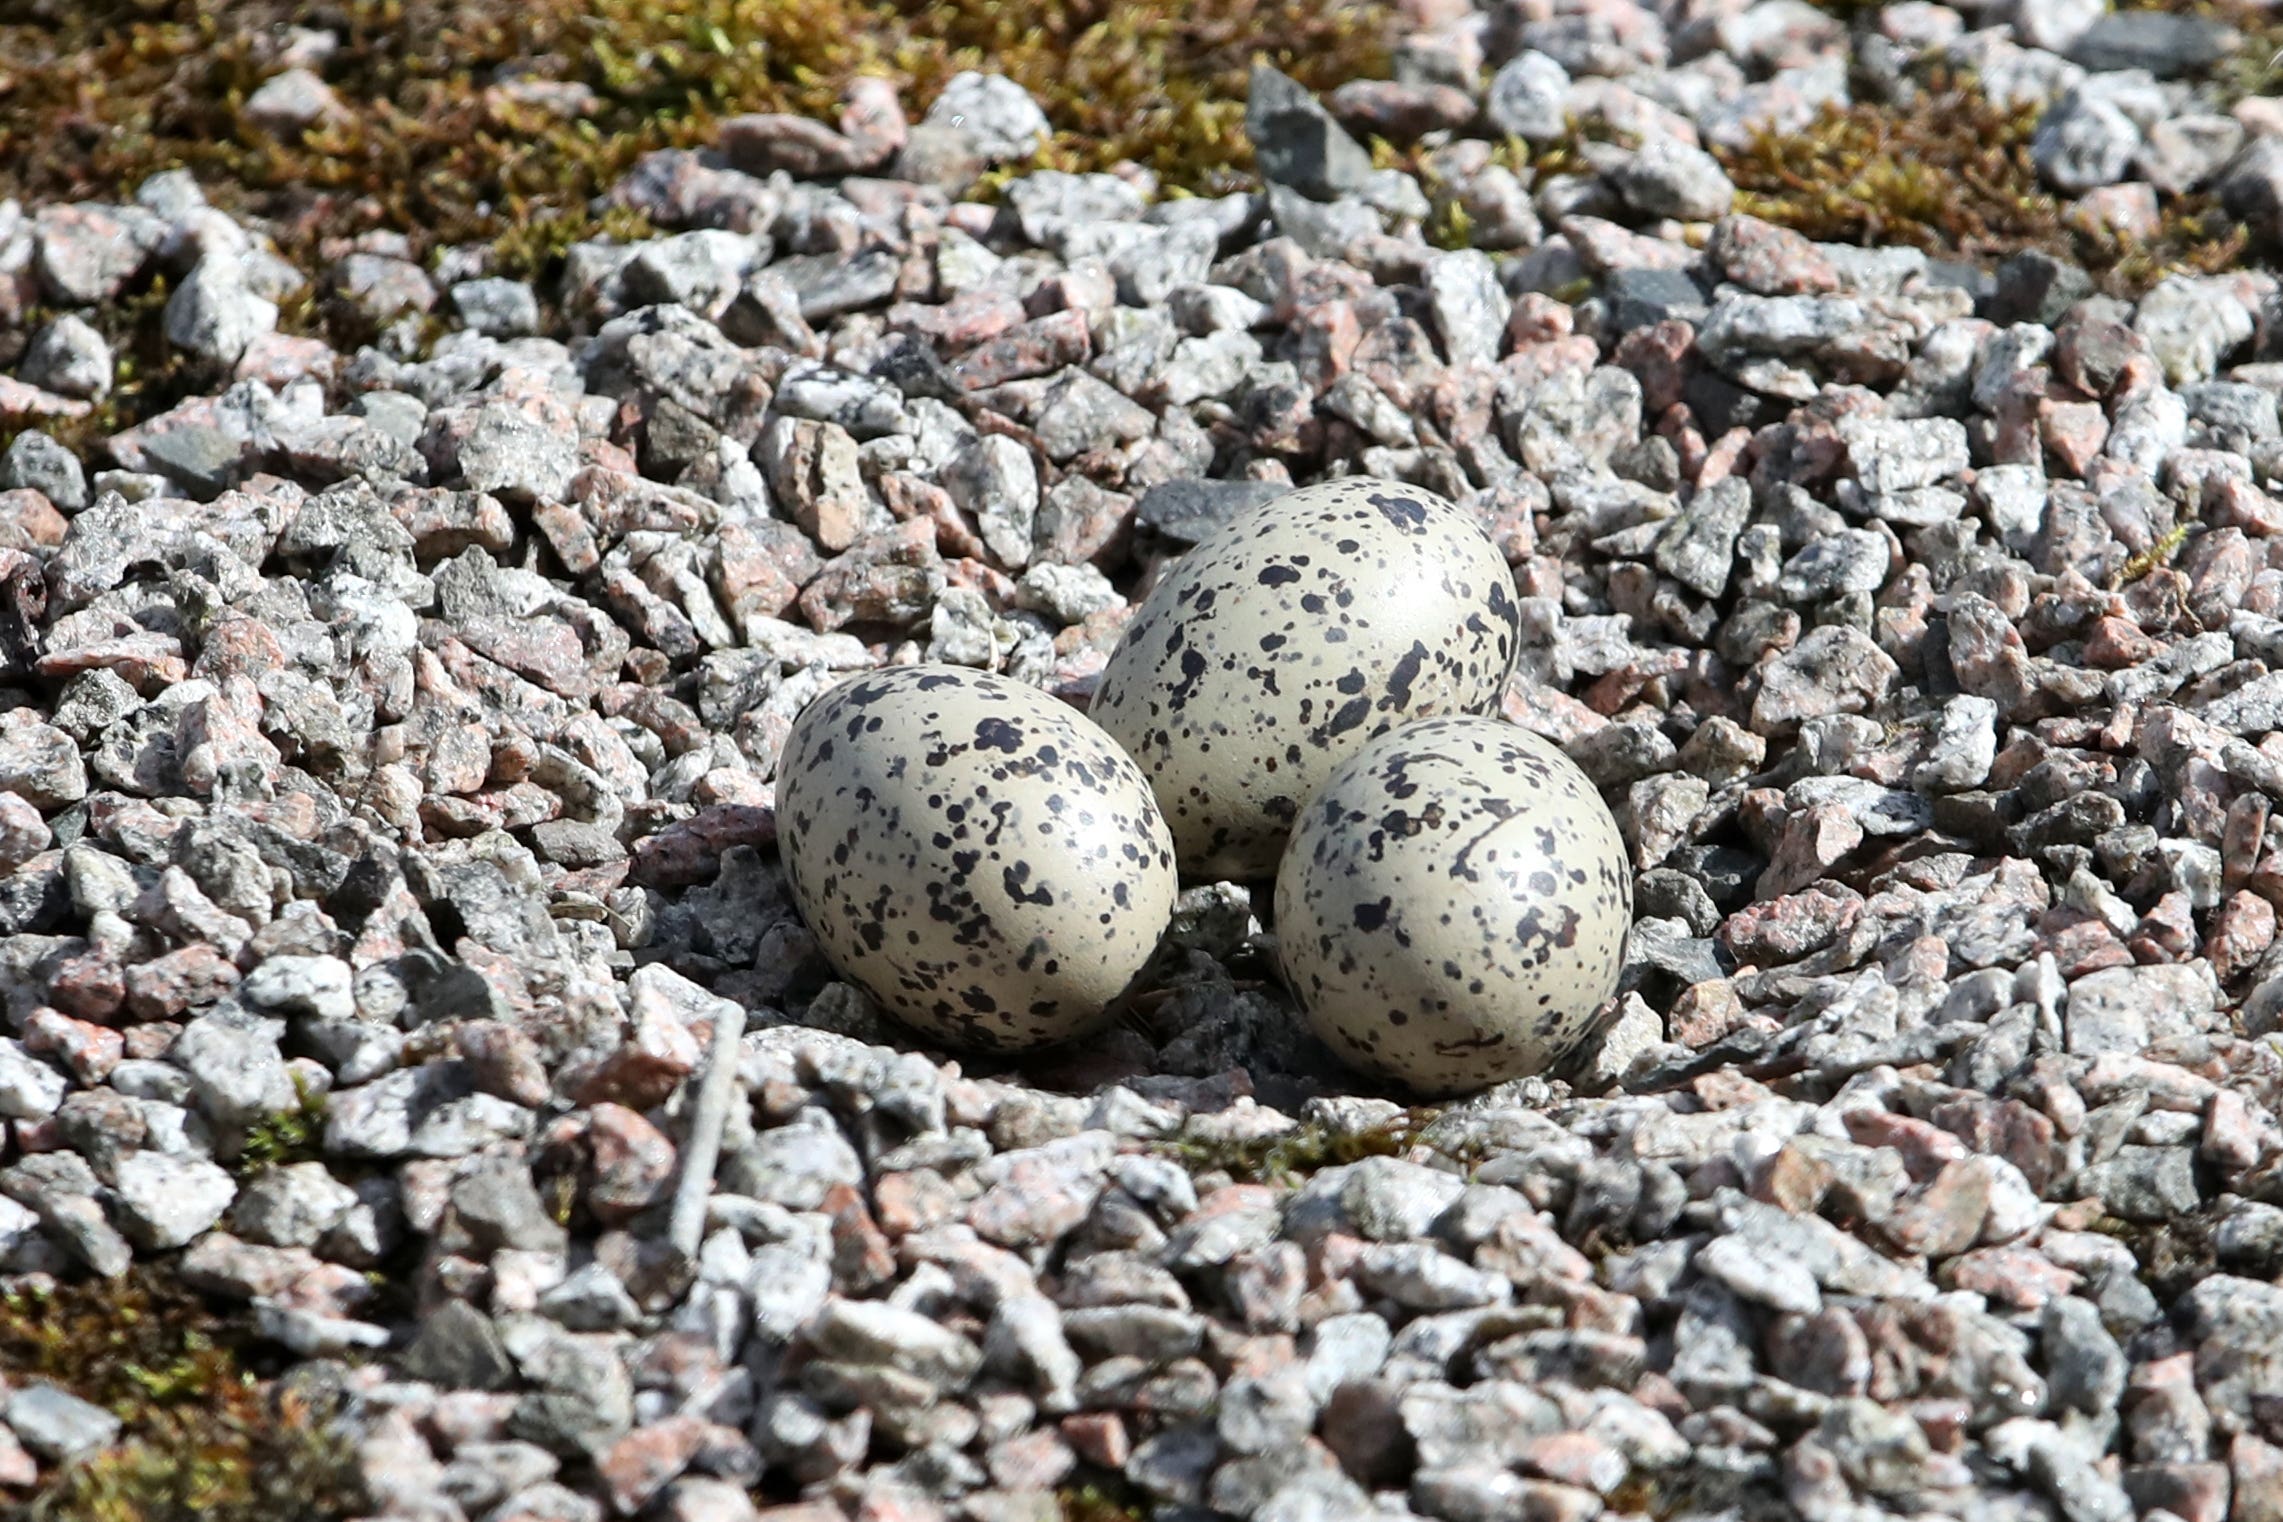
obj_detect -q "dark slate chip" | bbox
[867,331,964,403]
[775,247,902,322]
[1986,251,2087,326]
[1601,266,1711,334]
[1135,479,1288,544]
[2066,11,2239,77]
[1245,62,1376,202]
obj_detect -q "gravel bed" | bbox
[2,3,2283,1520]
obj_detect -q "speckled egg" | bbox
[777,665,1179,1052]
[1090,478,1520,880]
[1274,717,1631,1095]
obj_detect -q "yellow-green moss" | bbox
[2,271,196,464]
[1721,80,2052,257]
[1057,1478,1152,1522]
[0,0,1391,460]
[1427,195,1477,251]
[0,0,1392,289]
[487,202,659,287]
[235,1077,329,1175]
[1,1269,366,1522]
[2111,520,2195,589]
[2085,1207,2233,1304]
[1163,1106,1441,1185]
[1717,72,2248,296]
[1604,1461,1791,1522]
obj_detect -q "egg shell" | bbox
[1274,716,1631,1095]
[1090,477,1520,881]
[776,664,1179,1052]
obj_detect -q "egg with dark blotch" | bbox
[777,665,1180,1052]
[1089,478,1521,881]
[1274,717,1631,1096]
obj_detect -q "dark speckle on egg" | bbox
[1273,716,1631,1096]
[1089,478,1521,881]
[776,664,1179,1053]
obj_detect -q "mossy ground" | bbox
[1605,1459,1794,1522]
[3,272,196,464]
[233,1077,331,1175]
[0,0,1391,285]
[6,0,2282,314]
[1056,1474,1154,1522]
[1716,69,2251,297]
[0,1269,366,1522]
[2085,1200,2258,1305]
[0,0,1392,463]
[1163,1106,1443,1184]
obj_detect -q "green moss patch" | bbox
[1605,1460,1793,1522]
[1717,72,2248,296]
[1,1269,366,1522]
[234,1077,331,1176]
[1056,1475,1153,1522]
[1163,1106,1442,1185]
[2086,1205,2232,1306]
